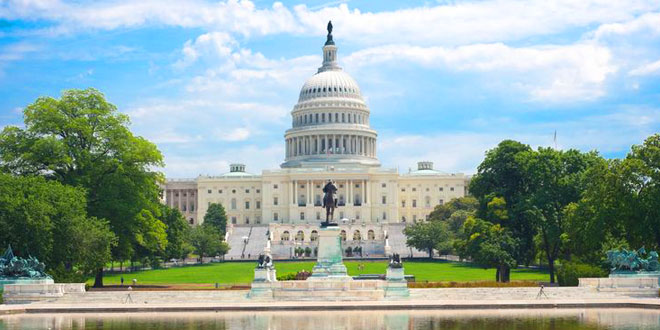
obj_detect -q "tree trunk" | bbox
[548,258,555,283]
[93,268,104,288]
[428,248,433,259]
[503,266,510,283]
[495,267,501,282]
[120,261,123,272]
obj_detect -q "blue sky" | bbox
[1,0,659,177]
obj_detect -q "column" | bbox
[316,135,320,154]
[365,180,369,205]
[292,180,296,205]
[308,180,312,205]
[348,180,352,205]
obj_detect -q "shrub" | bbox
[276,272,297,281]
[557,262,607,286]
[49,266,88,283]
[408,280,539,288]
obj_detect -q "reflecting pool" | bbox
[2,308,660,330]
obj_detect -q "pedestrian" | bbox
[120,276,124,286]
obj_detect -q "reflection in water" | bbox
[2,308,660,330]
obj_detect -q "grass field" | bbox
[94,260,548,286]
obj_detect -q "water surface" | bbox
[2,308,659,329]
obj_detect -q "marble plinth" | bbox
[0,278,54,290]
[385,267,409,298]
[310,226,350,279]
[248,268,277,298]
[2,283,85,304]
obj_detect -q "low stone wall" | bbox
[2,283,86,304]
[579,277,659,297]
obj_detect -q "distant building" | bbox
[164,25,469,259]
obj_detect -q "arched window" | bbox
[353,230,362,241]
[311,230,319,241]
[340,230,347,241]
[368,230,375,240]
[281,231,290,241]
[296,230,305,241]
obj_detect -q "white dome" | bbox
[298,70,362,102]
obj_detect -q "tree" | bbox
[404,221,452,259]
[427,196,478,222]
[203,203,228,237]
[458,216,517,282]
[160,205,192,260]
[0,173,116,278]
[0,88,164,287]
[469,140,535,264]
[518,148,599,283]
[188,225,229,262]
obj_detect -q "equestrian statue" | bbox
[322,180,338,226]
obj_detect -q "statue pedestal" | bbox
[310,226,350,279]
[385,267,409,298]
[249,267,277,298]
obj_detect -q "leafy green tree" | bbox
[159,205,192,260]
[0,88,164,287]
[518,148,599,283]
[428,196,478,222]
[469,140,535,264]
[203,203,228,237]
[188,225,229,262]
[0,174,116,277]
[458,216,517,282]
[404,221,452,258]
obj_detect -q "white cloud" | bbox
[4,0,659,46]
[218,127,250,141]
[629,59,660,76]
[345,43,617,102]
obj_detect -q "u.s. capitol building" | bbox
[164,24,468,258]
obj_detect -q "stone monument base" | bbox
[2,283,86,304]
[0,278,54,289]
[248,268,277,298]
[385,267,410,298]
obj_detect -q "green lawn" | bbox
[94,260,548,286]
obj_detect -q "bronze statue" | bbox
[327,20,333,35]
[0,245,51,279]
[322,180,338,226]
[389,253,403,269]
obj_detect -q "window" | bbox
[450,187,455,191]
[296,230,304,241]
[339,211,344,219]
[231,199,237,210]
[402,216,406,222]
[335,113,339,122]
[340,230,347,241]
[401,188,405,192]
[300,184,305,188]
[281,230,289,240]
[412,199,417,208]
[425,197,431,207]
[208,189,212,194]
[245,217,250,224]
[315,113,319,123]
[355,212,360,220]
[183,193,187,197]
[256,189,260,193]
[382,212,387,220]
[353,230,361,241]
[426,188,430,192]
[439,199,444,205]
[191,204,195,211]
[439,187,444,192]
[219,189,223,193]
[355,184,360,188]
[401,200,406,208]
[232,189,236,194]
[245,201,250,209]
[231,217,237,224]
[245,189,250,193]
[342,113,345,122]
[274,213,279,221]
[412,188,416,192]
[322,113,325,122]
[311,230,319,241]
[382,196,387,204]
[381,183,387,188]
[413,215,417,222]
[273,197,278,206]
[189,218,194,225]
[273,184,278,189]
[175,193,179,197]
[368,230,375,240]
[256,216,261,224]
[300,212,305,220]
[256,201,261,209]
[316,212,321,220]
[182,204,187,212]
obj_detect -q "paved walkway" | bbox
[2,287,659,314]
